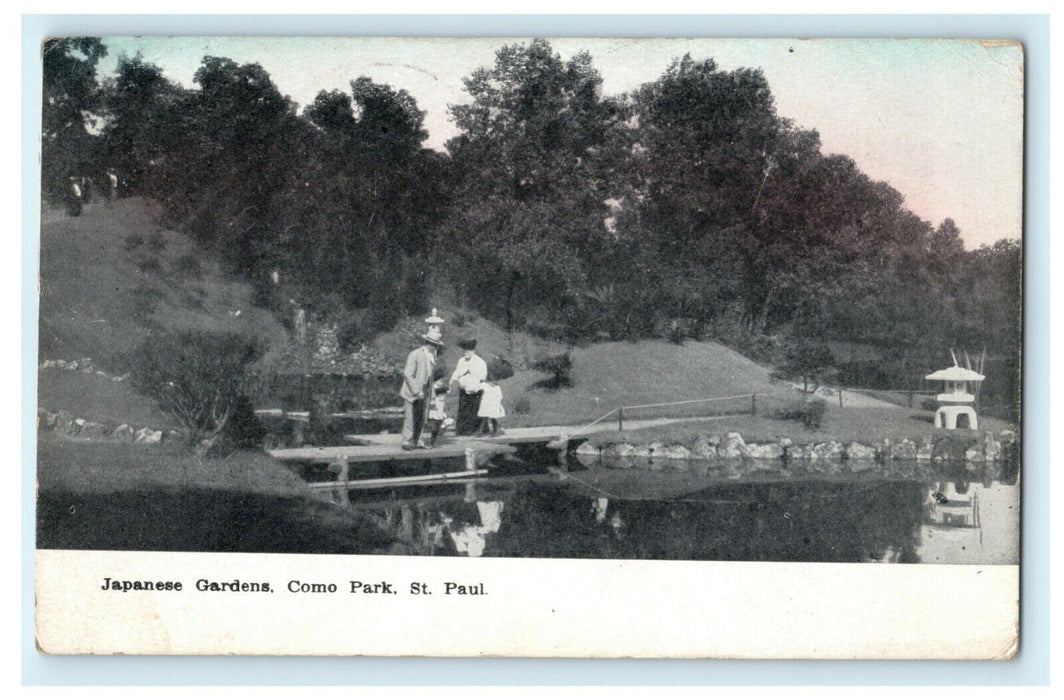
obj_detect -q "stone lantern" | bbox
[424,308,445,340]
[925,365,985,430]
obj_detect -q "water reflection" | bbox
[347,458,1019,564]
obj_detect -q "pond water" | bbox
[346,454,1020,564]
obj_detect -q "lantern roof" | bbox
[925,365,985,382]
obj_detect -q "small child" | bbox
[424,379,453,447]
[476,381,505,436]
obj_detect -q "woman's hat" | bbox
[458,337,477,350]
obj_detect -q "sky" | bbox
[98,36,1024,248]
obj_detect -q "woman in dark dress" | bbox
[449,338,487,436]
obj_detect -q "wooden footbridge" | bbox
[267,427,570,494]
[266,394,756,493]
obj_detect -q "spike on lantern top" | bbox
[925,364,984,404]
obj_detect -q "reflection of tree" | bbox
[491,485,619,559]
[998,458,1019,486]
[488,481,928,563]
[351,457,1017,562]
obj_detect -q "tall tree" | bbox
[41,37,107,199]
[622,55,789,334]
[100,53,186,197]
[445,40,625,332]
[253,76,446,325]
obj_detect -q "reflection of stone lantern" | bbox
[424,308,445,341]
[925,365,985,430]
[924,485,980,529]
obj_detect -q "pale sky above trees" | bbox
[99,36,1023,249]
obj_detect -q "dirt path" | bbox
[801,385,899,408]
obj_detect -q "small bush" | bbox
[252,278,277,310]
[137,258,162,274]
[337,318,366,352]
[667,318,694,345]
[147,232,167,252]
[513,396,531,414]
[530,352,572,391]
[124,233,144,251]
[487,355,514,382]
[800,399,827,429]
[451,310,468,327]
[771,398,827,430]
[129,286,163,322]
[175,254,202,278]
[920,397,939,411]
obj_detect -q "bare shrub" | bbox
[126,331,263,457]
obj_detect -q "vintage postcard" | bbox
[34,36,1022,658]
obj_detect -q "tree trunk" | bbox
[754,287,775,334]
[194,411,231,459]
[504,271,520,352]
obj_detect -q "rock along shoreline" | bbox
[577,429,1017,466]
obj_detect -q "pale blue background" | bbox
[22,13,1050,685]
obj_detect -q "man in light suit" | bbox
[400,328,444,450]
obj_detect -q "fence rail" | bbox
[567,393,757,439]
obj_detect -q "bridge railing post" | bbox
[618,408,623,432]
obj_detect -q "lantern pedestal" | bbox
[934,405,978,430]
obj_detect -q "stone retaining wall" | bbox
[37,408,179,445]
[577,429,1017,465]
[38,357,128,383]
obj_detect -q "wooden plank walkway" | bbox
[268,439,516,464]
[345,425,571,447]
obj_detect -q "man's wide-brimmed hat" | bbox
[422,326,444,347]
[458,337,477,350]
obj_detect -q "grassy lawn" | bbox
[585,405,1015,448]
[36,438,396,554]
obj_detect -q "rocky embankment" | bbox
[37,407,178,445]
[577,429,1017,466]
[37,357,178,445]
[38,357,128,382]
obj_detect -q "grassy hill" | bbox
[37,198,288,425]
[496,339,803,428]
[39,197,286,363]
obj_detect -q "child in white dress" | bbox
[476,381,505,436]
[425,379,453,447]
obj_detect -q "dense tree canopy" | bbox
[42,39,1021,419]
[42,38,108,198]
